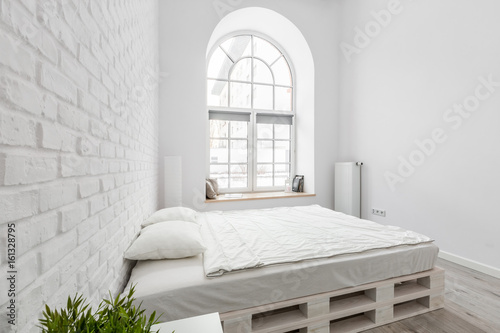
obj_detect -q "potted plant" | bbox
[39,285,163,332]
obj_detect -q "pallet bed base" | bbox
[220,267,444,333]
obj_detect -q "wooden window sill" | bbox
[205,191,315,203]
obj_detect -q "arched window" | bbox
[207,34,294,192]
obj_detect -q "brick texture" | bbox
[0,0,159,332]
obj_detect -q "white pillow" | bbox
[143,207,197,227]
[124,221,206,260]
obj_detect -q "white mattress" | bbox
[127,242,438,321]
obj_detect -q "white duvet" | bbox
[201,205,433,277]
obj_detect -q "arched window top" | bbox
[207,34,293,111]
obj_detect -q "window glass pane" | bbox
[230,58,252,82]
[274,164,290,186]
[230,140,247,163]
[210,165,228,189]
[207,79,228,107]
[275,86,292,111]
[229,82,251,108]
[230,121,247,138]
[210,139,228,164]
[274,141,290,163]
[256,164,273,187]
[207,47,232,79]
[253,59,273,84]
[253,37,281,65]
[257,123,273,139]
[275,124,290,140]
[210,120,228,138]
[257,140,273,163]
[272,56,292,86]
[221,36,251,61]
[230,164,247,188]
[253,84,273,110]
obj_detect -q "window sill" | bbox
[205,191,315,203]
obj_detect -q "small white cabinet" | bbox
[151,312,223,333]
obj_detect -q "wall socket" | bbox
[372,208,386,217]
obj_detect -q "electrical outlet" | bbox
[372,208,386,217]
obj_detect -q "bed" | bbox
[125,205,444,333]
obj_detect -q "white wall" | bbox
[0,0,159,331]
[158,0,340,211]
[338,0,500,270]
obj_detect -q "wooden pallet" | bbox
[220,267,444,333]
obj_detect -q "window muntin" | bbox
[208,34,294,192]
[209,113,250,190]
[255,114,292,189]
[207,35,293,110]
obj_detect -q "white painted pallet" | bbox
[220,267,445,333]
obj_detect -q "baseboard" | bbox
[438,251,500,279]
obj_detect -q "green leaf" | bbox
[38,284,163,333]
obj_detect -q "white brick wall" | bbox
[0,0,159,332]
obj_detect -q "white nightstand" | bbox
[151,312,223,333]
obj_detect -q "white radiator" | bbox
[334,162,362,218]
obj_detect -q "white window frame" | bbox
[207,33,296,193]
[209,109,252,193]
